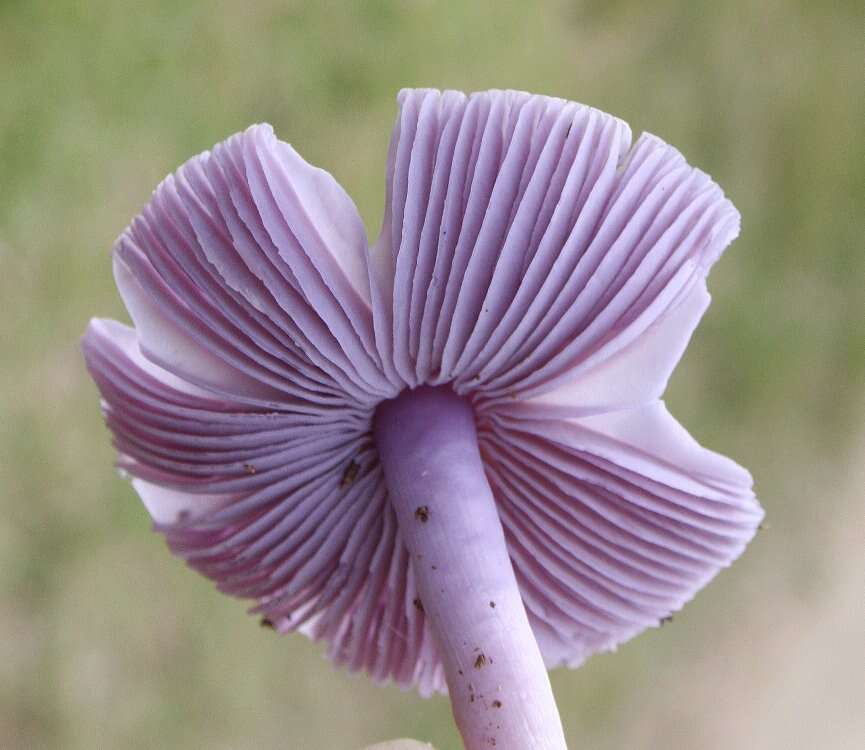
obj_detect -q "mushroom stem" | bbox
[374,386,568,750]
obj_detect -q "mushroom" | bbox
[83,89,763,750]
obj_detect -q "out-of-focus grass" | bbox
[1,1,862,749]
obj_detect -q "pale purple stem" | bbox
[375,386,568,750]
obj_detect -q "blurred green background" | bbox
[1,1,862,748]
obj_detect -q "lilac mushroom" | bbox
[83,89,763,750]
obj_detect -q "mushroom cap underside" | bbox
[83,88,762,696]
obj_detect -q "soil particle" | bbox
[474,653,487,669]
[414,505,430,522]
[340,459,360,487]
